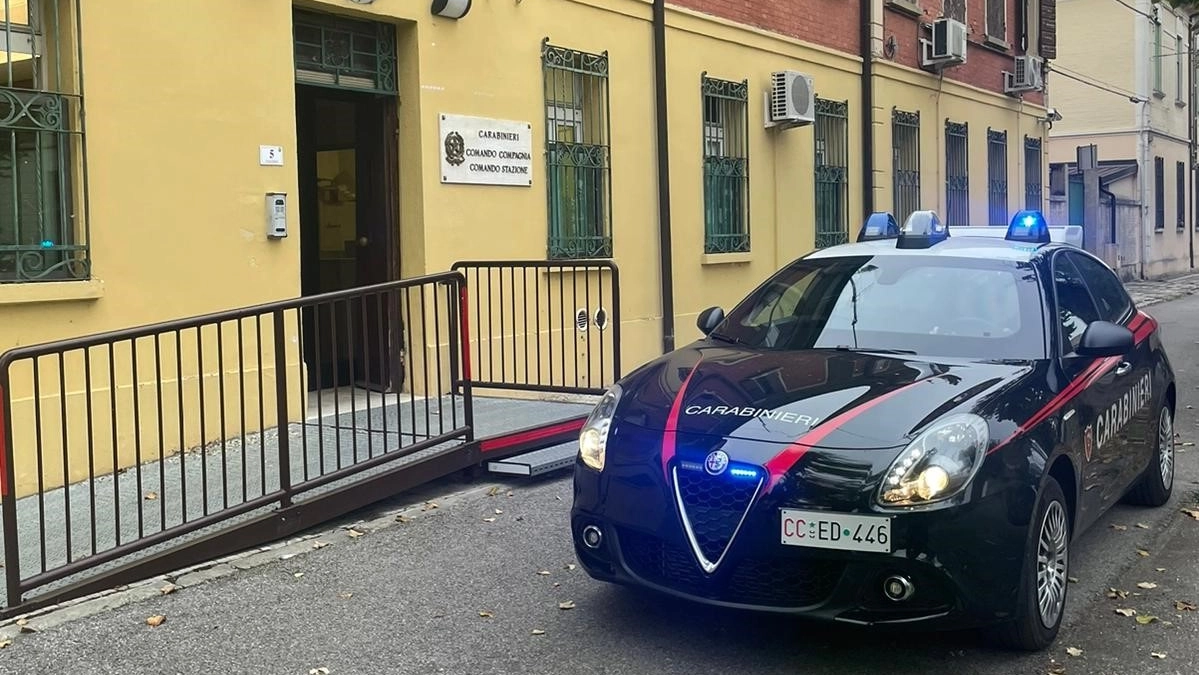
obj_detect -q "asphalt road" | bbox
[2,293,1199,675]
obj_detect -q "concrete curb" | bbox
[0,480,512,646]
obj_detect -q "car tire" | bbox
[990,476,1070,652]
[1123,402,1175,508]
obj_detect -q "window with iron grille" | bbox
[1178,160,1186,230]
[0,0,89,284]
[945,120,969,226]
[701,73,750,254]
[542,39,612,259]
[1024,136,1043,210]
[943,0,966,22]
[985,0,1006,42]
[1154,20,1163,94]
[987,129,1008,226]
[814,97,850,249]
[1154,156,1164,231]
[1177,35,1184,102]
[892,108,921,226]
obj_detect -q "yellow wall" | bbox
[1050,0,1137,136]
[0,0,1048,497]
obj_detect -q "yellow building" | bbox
[0,0,1053,498]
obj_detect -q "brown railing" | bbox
[0,271,471,613]
[451,260,621,396]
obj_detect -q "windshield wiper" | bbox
[709,331,749,346]
[833,346,917,355]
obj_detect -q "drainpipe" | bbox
[860,0,875,215]
[1189,15,1196,269]
[1100,185,1117,246]
[652,0,676,354]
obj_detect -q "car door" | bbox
[1065,251,1152,495]
[1049,251,1124,522]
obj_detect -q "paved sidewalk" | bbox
[1125,273,1199,308]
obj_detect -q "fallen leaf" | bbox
[1115,608,1137,616]
[1156,567,1166,572]
[531,629,546,635]
[144,491,158,501]
[506,491,514,497]
[536,570,551,576]
[346,529,365,538]
[309,669,331,675]
[553,582,561,588]
[1137,582,1158,589]
[15,619,26,627]
[1182,508,1199,520]
[1068,576,1079,584]
[312,541,329,549]
[487,486,501,496]
[280,553,297,561]
[1136,523,1151,529]
[1111,524,1128,531]
[1175,600,1196,611]
[1048,665,1066,675]
[293,572,304,579]
[1137,549,1151,557]
[482,517,497,523]
[1151,652,1167,659]
[146,615,166,627]
[1107,588,1130,599]
[1066,646,1083,657]
[495,509,504,515]
[0,639,10,649]
[479,610,494,618]
[565,564,577,571]
[1135,614,1158,625]
[558,600,576,610]
[423,501,440,511]
[339,592,353,599]
[160,583,178,595]
[395,515,411,524]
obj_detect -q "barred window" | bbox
[945,120,969,226]
[892,108,921,227]
[987,129,1008,226]
[701,73,749,254]
[814,98,849,248]
[1024,136,1043,210]
[0,0,89,283]
[542,39,612,259]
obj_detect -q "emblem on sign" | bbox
[704,450,730,476]
[444,131,465,166]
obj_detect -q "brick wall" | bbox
[883,0,1046,106]
[669,0,861,55]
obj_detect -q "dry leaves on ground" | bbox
[558,600,575,610]
[531,629,546,636]
[346,529,365,539]
[1181,508,1199,520]
[312,540,329,549]
[160,583,178,595]
[1111,524,1129,531]
[0,638,11,649]
[1115,608,1137,617]
[1151,652,1167,659]
[1137,549,1151,557]
[1137,582,1158,590]
[478,610,494,618]
[1135,614,1159,625]
[1107,588,1130,600]
[1065,646,1083,657]
[146,615,166,627]
[1175,600,1196,611]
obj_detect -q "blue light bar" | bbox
[896,210,949,249]
[1006,209,1050,244]
[857,212,900,242]
[728,467,761,480]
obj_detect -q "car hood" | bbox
[614,341,1036,451]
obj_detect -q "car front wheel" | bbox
[991,475,1070,651]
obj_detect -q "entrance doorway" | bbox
[295,84,402,393]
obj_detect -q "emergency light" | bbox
[896,210,949,249]
[1005,210,1051,244]
[856,212,900,242]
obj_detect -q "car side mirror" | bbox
[696,306,725,336]
[1076,320,1134,357]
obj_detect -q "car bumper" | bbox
[570,456,1033,630]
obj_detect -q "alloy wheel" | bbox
[1036,500,1069,629]
[1159,407,1175,491]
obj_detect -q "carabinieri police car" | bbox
[570,210,1177,651]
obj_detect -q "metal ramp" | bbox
[486,442,578,477]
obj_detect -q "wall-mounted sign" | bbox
[439,113,533,187]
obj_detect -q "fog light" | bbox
[582,524,603,549]
[883,574,915,602]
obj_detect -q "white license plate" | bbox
[780,508,892,553]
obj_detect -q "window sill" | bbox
[0,279,105,305]
[701,252,752,266]
[1153,89,1166,99]
[981,36,1010,54]
[885,0,923,18]
[1176,99,1187,108]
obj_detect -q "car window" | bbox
[1052,253,1100,354]
[713,254,1047,360]
[1066,252,1132,324]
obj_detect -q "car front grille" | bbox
[674,467,761,563]
[618,528,844,608]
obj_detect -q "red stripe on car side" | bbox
[762,377,939,491]
[988,313,1155,455]
[661,360,702,480]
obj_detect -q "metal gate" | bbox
[0,260,621,618]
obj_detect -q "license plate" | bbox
[780,508,892,553]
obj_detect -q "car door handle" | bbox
[1115,361,1133,376]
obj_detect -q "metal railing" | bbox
[0,271,471,613]
[451,260,621,397]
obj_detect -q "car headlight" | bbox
[579,384,622,471]
[877,412,990,508]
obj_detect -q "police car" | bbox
[570,210,1176,651]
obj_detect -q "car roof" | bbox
[802,232,1067,264]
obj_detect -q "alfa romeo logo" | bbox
[444,131,465,166]
[704,450,729,476]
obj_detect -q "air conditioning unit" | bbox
[764,70,815,129]
[1004,55,1045,94]
[920,17,967,69]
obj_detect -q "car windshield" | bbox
[710,254,1047,360]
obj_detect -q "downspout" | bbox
[1100,184,1117,247]
[652,0,676,353]
[860,0,875,215]
[1189,15,1196,269]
